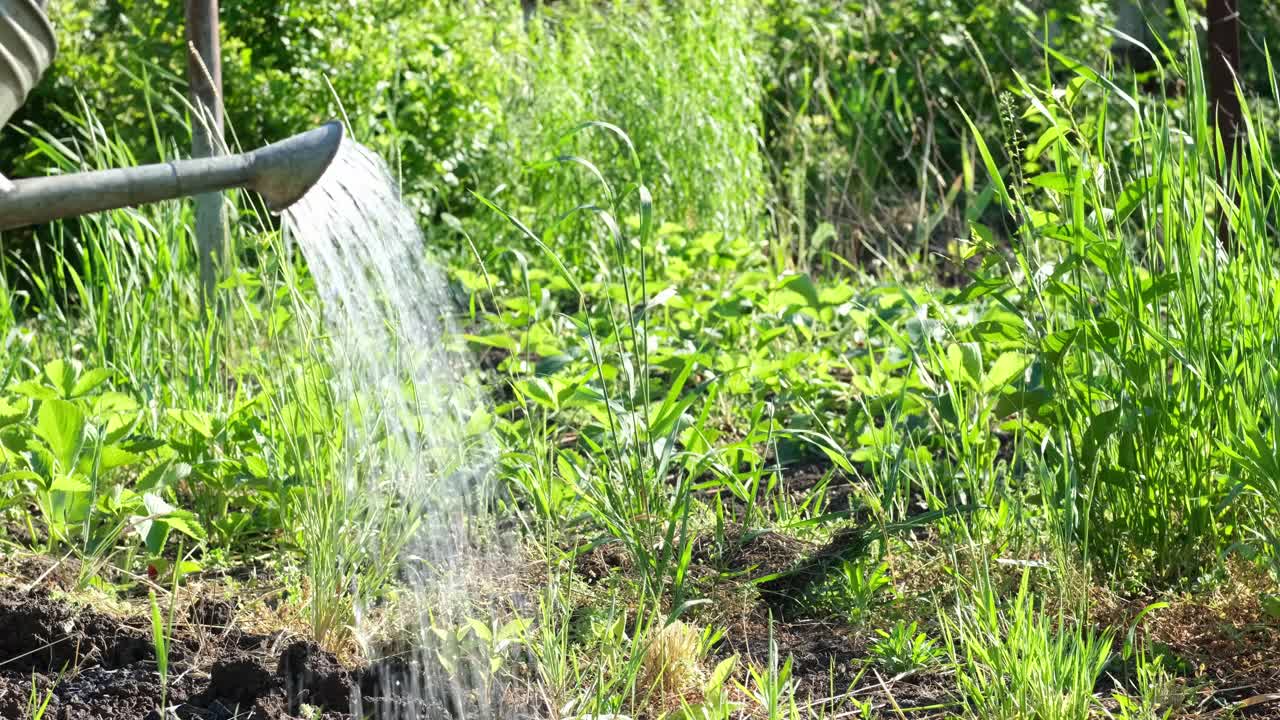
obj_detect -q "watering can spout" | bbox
[1,0,343,231]
[0,121,344,232]
[246,120,344,212]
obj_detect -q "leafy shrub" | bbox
[761,0,1117,263]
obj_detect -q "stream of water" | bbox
[285,139,512,719]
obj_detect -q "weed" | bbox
[27,674,55,719]
[869,620,943,675]
[738,630,798,720]
[943,572,1113,720]
[811,559,891,624]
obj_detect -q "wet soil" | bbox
[0,587,533,720]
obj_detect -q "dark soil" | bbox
[0,587,537,720]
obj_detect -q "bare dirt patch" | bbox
[0,586,536,720]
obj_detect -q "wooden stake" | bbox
[185,0,228,314]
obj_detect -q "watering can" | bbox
[0,0,342,231]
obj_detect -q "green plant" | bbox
[0,359,208,577]
[27,674,55,720]
[737,631,798,720]
[943,6,1280,585]
[1109,652,1189,720]
[148,589,169,711]
[148,543,187,713]
[811,559,891,623]
[761,0,1117,266]
[869,620,942,674]
[942,572,1113,720]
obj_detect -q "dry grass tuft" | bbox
[639,620,707,713]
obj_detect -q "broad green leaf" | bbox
[993,388,1053,418]
[707,655,738,691]
[1026,124,1068,161]
[465,409,493,437]
[463,333,518,352]
[181,410,215,439]
[517,378,557,410]
[0,397,29,428]
[104,411,143,446]
[43,360,76,398]
[92,392,138,417]
[160,513,205,541]
[143,492,178,517]
[465,618,493,643]
[50,473,91,493]
[10,380,60,401]
[959,107,1010,207]
[1114,177,1152,224]
[243,455,269,478]
[779,273,822,308]
[1029,172,1071,192]
[35,398,85,472]
[1042,326,1081,363]
[97,445,143,471]
[984,352,1032,393]
[71,369,114,398]
[947,343,984,387]
[143,519,170,558]
[0,470,43,484]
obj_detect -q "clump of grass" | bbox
[942,572,1113,720]
[870,619,942,675]
[639,620,706,705]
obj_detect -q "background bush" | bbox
[3,0,1277,270]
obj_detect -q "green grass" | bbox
[1,1,1279,718]
[942,571,1113,720]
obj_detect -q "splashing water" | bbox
[285,139,516,718]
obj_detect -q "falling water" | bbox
[284,139,515,718]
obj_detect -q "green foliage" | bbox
[869,620,943,674]
[148,589,168,706]
[762,0,1117,263]
[947,26,1280,583]
[1,360,190,557]
[942,573,1114,720]
[810,559,891,623]
[1,1,1278,711]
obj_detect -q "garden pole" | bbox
[1207,0,1242,250]
[185,0,228,315]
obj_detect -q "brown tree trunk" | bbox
[1207,0,1242,250]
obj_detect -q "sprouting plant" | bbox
[1108,602,1191,720]
[673,654,739,720]
[27,673,55,719]
[149,542,187,714]
[1109,652,1189,720]
[869,620,942,675]
[811,559,891,623]
[737,632,798,720]
[148,589,169,711]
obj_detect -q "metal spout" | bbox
[0,121,344,231]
